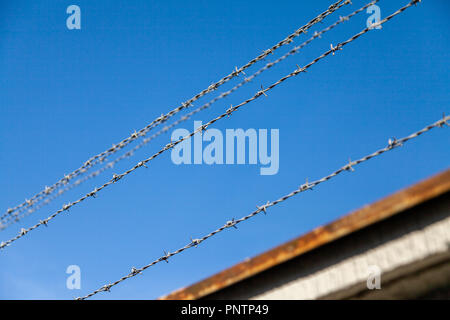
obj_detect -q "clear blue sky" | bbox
[0,0,449,299]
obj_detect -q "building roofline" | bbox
[160,169,450,300]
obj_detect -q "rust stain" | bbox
[159,169,450,300]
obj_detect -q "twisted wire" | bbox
[1,0,349,222]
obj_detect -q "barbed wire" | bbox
[77,111,447,299]
[0,0,423,251]
[1,0,375,230]
[1,0,350,223]
[0,177,85,230]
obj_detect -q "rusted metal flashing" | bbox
[160,169,450,300]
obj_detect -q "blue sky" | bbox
[0,0,449,299]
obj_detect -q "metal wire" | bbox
[1,0,349,223]
[0,0,424,251]
[1,0,375,230]
[77,113,447,300]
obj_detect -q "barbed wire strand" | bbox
[1,0,350,222]
[77,114,447,299]
[1,0,375,230]
[0,0,423,251]
[0,178,85,230]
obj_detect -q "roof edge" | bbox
[160,169,450,300]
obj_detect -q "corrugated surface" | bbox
[160,169,450,300]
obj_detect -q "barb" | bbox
[1,0,349,223]
[77,113,447,300]
[0,0,422,250]
[0,175,88,229]
[1,0,373,230]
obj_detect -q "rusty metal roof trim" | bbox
[160,169,450,300]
